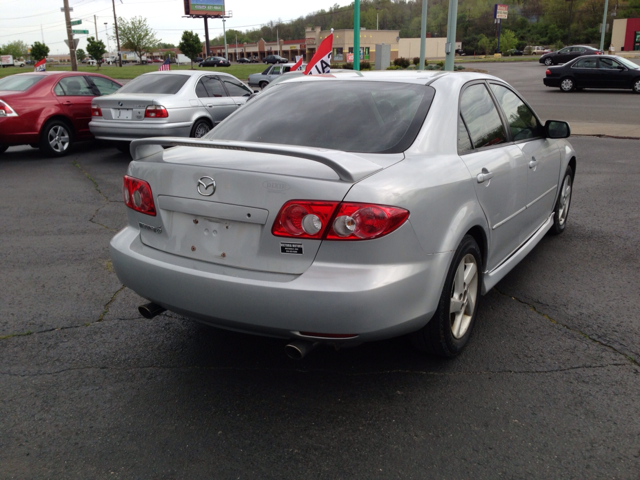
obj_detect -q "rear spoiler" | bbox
[130,137,383,183]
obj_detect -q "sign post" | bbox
[494,4,508,54]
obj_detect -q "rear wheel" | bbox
[259,81,268,89]
[190,119,212,138]
[411,235,482,357]
[40,119,73,157]
[544,57,553,66]
[560,77,575,92]
[549,166,573,235]
[633,78,640,93]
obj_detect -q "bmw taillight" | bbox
[123,175,156,216]
[272,200,409,241]
[144,105,168,118]
[91,105,102,116]
[0,100,17,117]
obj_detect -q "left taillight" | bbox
[91,104,102,116]
[0,99,18,117]
[144,105,168,118]
[123,175,156,216]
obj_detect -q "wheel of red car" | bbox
[40,119,73,157]
[544,57,553,66]
[560,77,575,92]
[0,145,8,154]
[633,78,640,94]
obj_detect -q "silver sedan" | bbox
[89,70,253,149]
[110,71,576,359]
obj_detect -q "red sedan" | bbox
[0,71,122,156]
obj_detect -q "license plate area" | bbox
[112,108,132,120]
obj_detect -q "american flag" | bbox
[158,57,170,71]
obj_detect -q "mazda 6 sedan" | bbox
[89,70,252,152]
[110,71,576,359]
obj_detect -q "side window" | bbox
[221,78,251,96]
[88,76,121,96]
[457,114,473,153]
[201,77,227,97]
[459,83,507,150]
[600,58,621,69]
[573,58,597,68]
[195,79,208,97]
[55,76,94,96]
[271,66,281,75]
[490,84,542,141]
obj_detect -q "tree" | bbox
[117,16,160,63]
[178,31,202,69]
[498,29,518,54]
[86,37,106,69]
[157,42,176,49]
[1,40,29,59]
[76,48,87,62]
[30,42,49,61]
[477,34,492,55]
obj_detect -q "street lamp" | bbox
[104,22,110,54]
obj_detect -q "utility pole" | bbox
[599,0,610,51]
[94,15,99,40]
[112,0,122,66]
[62,0,78,71]
[419,0,427,70]
[353,0,360,70]
[204,18,210,59]
[444,0,458,71]
[567,0,574,45]
[223,17,228,59]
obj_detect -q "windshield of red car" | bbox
[207,80,435,154]
[0,75,45,91]
[117,74,189,94]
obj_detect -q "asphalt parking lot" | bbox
[1,65,639,478]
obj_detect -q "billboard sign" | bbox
[184,0,225,16]
[494,4,508,19]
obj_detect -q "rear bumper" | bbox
[543,77,560,87]
[89,119,191,141]
[110,226,452,344]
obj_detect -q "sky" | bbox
[0,0,354,55]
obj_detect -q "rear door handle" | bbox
[529,156,539,169]
[476,168,494,183]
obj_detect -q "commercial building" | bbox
[611,18,640,52]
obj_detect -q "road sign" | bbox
[70,19,82,26]
[64,38,80,49]
[494,4,508,19]
[72,29,89,34]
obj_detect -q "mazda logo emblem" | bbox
[197,176,216,196]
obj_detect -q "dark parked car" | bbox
[539,45,603,66]
[0,71,122,156]
[543,55,640,93]
[199,56,230,67]
[263,55,287,64]
[237,57,252,63]
[506,49,524,56]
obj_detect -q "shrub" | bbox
[386,65,402,70]
[393,57,411,69]
[360,61,371,70]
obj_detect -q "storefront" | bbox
[611,18,640,51]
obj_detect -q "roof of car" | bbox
[279,70,498,87]
[140,70,235,77]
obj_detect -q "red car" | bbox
[0,71,122,156]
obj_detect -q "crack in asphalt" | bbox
[72,160,119,232]
[98,285,126,322]
[495,289,639,367]
[0,362,632,378]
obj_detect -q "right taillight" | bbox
[144,105,168,118]
[0,100,18,117]
[123,175,156,216]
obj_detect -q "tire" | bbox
[0,145,8,154]
[549,166,573,235]
[544,57,553,66]
[560,77,575,92]
[633,78,640,94]
[411,235,482,357]
[190,119,211,138]
[259,81,268,89]
[40,119,73,157]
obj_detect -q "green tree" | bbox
[30,41,49,61]
[178,31,202,69]
[477,34,492,55]
[117,16,159,63]
[76,48,87,62]
[1,40,29,59]
[86,37,106,69]
[498,29,518,54]
[157,42,176,49]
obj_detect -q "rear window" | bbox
[207,80,434,154]
[118,74,189,94]
[0,75,45,91]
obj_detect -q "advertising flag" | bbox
[304,31,333,75]
[291,56,303,72]
[34,58,46,72]
[158,57,170,71]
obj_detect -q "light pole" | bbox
[419,0,427,70]
[444,0,459,71]
[104,23,110,55]
[599,0,610,51]
[353,0,360,70]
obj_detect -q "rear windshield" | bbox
[117,74,189,94]
[0,75,45,91]
[207,80,435,153]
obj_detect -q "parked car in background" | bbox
[506,49,524,56]
[544,55,640,92]
[237,57,252,63]
[89,70,252,152]
[0,71,122,156]
[531,46,548,55]
[248,63,304,89]
[199,56,230,67]
[539,45,603,66]
[263,54,288,64]
[110,70,576,360]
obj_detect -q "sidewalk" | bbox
[571,122,640,139]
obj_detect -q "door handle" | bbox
[63,101,73,105]
[476,168,494,184]
[206,104,213,108]
[529,156,539,169]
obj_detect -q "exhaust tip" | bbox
[138,302,166,319]
[285,340,318,360]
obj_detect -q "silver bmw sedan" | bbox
[110,71,576,359]
[89,70,253,151]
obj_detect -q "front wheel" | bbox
[560,77,575,92]
[549,166,573,235]
[40,120,73,157]
[633,78,640,93]
[544,57,553,66]
[411,235,482,357]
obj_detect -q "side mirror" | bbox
[253,89,259,93]
[545,120,571,139]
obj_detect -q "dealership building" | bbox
[611,18,640,51]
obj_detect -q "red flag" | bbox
[34,58,46,72]
[291,56,303,72]
[304,32,333,75]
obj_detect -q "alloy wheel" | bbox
[544,58,552,66]
[48,125,70,153]
[557,174,572,226]
[449,253,479,339]
[634,79,640,93]
[194,123,210,138]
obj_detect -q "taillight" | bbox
[144,105,168,118]
[123,175,156,216]
[545,69,551,75]
[0,100,17,117]
[271,201,409,241]
[91,105,102,116]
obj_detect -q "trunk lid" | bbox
[93,93,175,121]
